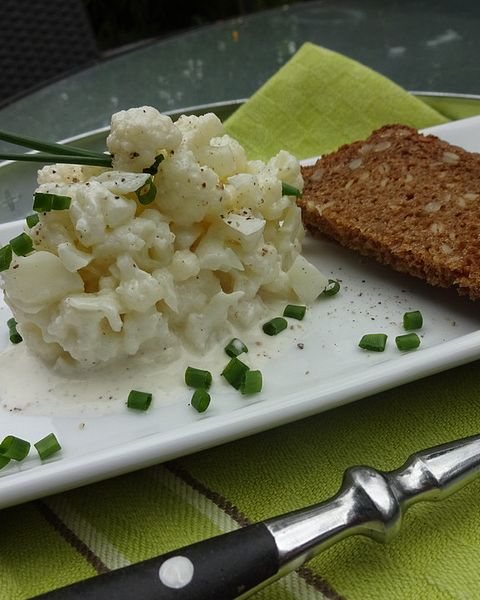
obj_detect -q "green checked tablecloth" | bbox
[2,43,480,600]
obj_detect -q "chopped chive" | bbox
[263,317,288,336]
[396,332,421,351]
[323,279,340,296]
[281,182,302,198]
[10,232,33,256]
[33,192,53,212]
[33,192,71,212]
[7,318,22,344]
[143,153,164,175]
[135,177,157,205]
[10,330,23,345]
[191,389,211,413]
[0,151,112,168]
[222,357,250,390]
[26,213,40,228]
[0,435,30,461]
[224,338,248,358]
[403,310,423,330]
[51,194,72,210]
[0,244,12,271]
[127,389,152,411]
[34,433,62,460]
[283,304,306,320]
[358,333,388,352]
[240,370,262,395]
[0,455,9,470]
[185,367,212,390]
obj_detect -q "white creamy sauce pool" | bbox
[0,307,305,417]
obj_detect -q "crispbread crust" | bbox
[299,124,480,300]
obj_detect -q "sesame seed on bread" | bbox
[299,124,480,300]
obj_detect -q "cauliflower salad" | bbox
[1,107,327,369]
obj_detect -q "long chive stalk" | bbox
[0,129,107,159]
[0,151,112,168]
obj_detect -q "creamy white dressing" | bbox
[0,304,305,417]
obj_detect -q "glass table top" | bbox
[0,0,478,144]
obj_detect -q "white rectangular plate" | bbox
[1,117,480,509]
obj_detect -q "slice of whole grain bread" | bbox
[299,124,480,300]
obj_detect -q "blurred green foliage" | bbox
[82,0,304,50]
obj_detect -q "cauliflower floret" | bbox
[154,148,224,225]
[152,268,178,312]
[264,204,304,270]
[2,105,329,370]
[115,254,164,312]
[171,223,203,250]
[165,271,221,330]
[224,173,262,211]
[94,216,175,275]
[266,150,304,191]
[176,113,224,152]
[37,164,103,185]
[176,114,247,179]
[250,149,303,192]
[46,291,124,365]
[169,250,200,282]
[122,308,173,357]
[69,181,137,247]
[107,106,182,172]
[196,135,248,179]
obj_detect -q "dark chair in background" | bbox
[0,0,98,105]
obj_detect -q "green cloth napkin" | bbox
[1,43,478,600]
[225,42,447,160]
